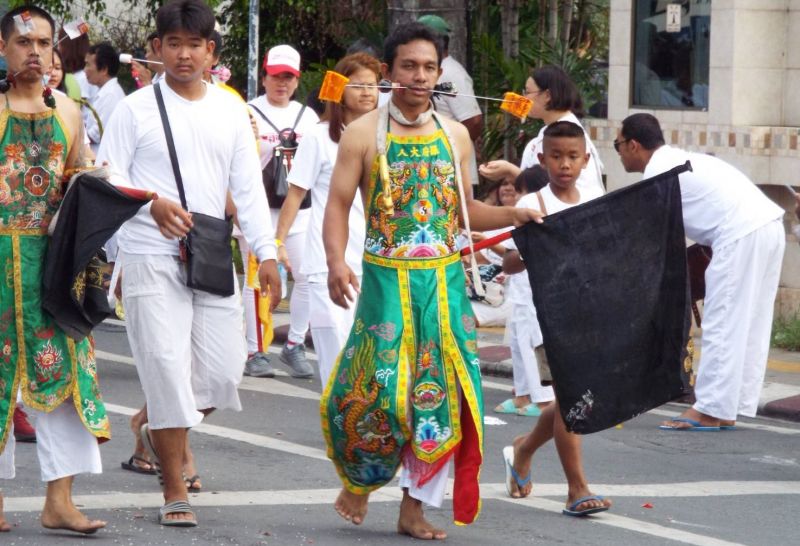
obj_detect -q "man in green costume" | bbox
[0,5,109,535]
[322,23,542,540]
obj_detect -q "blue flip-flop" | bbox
[658,417,721,431]
[494,399,519,414]
[502,445,531,498]
[562,495,609,517]
[516,404,543,417]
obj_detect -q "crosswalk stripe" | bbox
[8,482,778,546]
[104,403,330,461]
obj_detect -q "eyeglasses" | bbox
[613,138,630,152]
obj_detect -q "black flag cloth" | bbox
[43,171,155,341]
[512,163,692,434]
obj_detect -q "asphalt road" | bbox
[3,319,799,546]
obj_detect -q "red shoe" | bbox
[13,407,36,443]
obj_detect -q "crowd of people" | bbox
[0,0,790,539]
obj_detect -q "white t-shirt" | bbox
[643,145,784,249]
[288,122,366,278]
[504,184,603,308]
[247,96,319,234]
[96,81,276,263]
[519,112,604,195]
[434,56,482,123]
[87,77,126,152]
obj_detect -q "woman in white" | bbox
[275,52,381,385]
[243,45,319,378]
[479,64,604,195]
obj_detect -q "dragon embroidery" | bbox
[338,334,397,462]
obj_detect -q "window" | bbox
[632,0,711,110]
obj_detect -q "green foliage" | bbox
[772,314,800,352]
[473,1,609,165]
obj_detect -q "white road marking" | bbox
[104,403,330,461]
[95,349,800,436]
[9,481,791,546]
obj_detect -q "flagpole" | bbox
[247,0,259,101]
[459,230,514,256]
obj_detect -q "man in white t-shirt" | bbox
[417,15,483,142]
[83,41,126,154]
[96,0,280,526]
[244,44,319,379]
[616,113,785,431]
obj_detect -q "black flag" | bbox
[43,171,155,340]
[512,163,692,434]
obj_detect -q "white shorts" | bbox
[121,253,247,429]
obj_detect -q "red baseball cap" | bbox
[263,45,301,77]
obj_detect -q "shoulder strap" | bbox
[154,83,188,210]
[248,103,282,134]
[535,191,548,215]
[291,103,307,131]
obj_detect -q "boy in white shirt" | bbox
[501,121,611,517]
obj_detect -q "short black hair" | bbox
[88,42,120,77]
[210,29,223,59]
[156,0,215,40]
[515,165,549,194]
[531,65,584,116]
[146,31,158,44]
[1,5,55,41]
[383,23,443,70]
[621,113,665,150]
[544,120,585,140]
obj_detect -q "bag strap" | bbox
[154,82,188,211]
[535,191,548,215]
[248,103,282,134]
[249,102,307,136]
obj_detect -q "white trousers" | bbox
[399,456,452,508]
[694,219,785,420]
[0,399,102,482]
[508,304,555,403]
[308,278,359,387]
[122,253,247,429]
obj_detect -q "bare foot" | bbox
[1,493,11,532]
[509,435,533,498]
[334,488,369,525]
[397,490,446,540]
[183,443,202,491]
[41,501,106,535]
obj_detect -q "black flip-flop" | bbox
[121,454,157,475]
[184,474,202,492]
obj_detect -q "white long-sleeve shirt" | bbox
[643,145,784,249]
[85,77,126,152]
[96,80,276,263]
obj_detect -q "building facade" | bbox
[586,0,800,317]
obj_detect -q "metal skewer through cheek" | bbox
[347,80,507,103]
